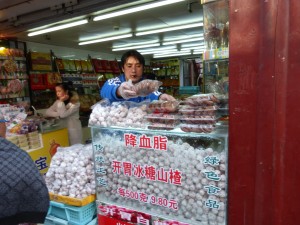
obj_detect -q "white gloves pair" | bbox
[118,80,176,101]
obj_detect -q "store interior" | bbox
[0,0,218,141]
[0,0,204,59]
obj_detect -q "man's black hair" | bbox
[121,50,145,67]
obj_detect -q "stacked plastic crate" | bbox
[45,201,97,225]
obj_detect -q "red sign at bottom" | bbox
[98,215,135,225]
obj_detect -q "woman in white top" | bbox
[45,82,82,145]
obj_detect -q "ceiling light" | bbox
[112,43,160,51]
[28,19,88,36]
[154,51,192,58]
[113,40,159,48]
[163,37,204,45]
[181,46,205,51]
[80,29,132,42]
[142,49,181,55]
[79,34,133,45]
[163,33,203,41]
[61,55,76,58]
[155,49,191,56]
[154,49,191,55]
[93,0,184,21]
[139,46,177,54]
[136,22,203,36]
[181,43,204,48]
[193,50,204,55]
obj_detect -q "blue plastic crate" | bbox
[86,217,98,225]
[65,202,96,225]
[48,201,68,220]
[44,215,68,225]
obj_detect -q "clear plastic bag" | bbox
[134,79,162,97]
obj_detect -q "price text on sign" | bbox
[117,187,178,210]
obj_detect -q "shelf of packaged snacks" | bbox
[60,72,83,88]
[0,45,29,103]
[0,93,26,100]
[0,56,26,60]
[150,59,180,97]
[202,47,229,61]
[0,75,28,80]
[81,74,99,87]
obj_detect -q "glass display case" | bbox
[203,59,228,94]
[202,0,229,119]
[179,58,203,97]
[203,0,229,50]
[91,126,228,225]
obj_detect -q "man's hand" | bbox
[159,93,176,101]
[117,81,138,99]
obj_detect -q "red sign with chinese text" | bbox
[98,215,135,225]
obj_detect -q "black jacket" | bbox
[0,137,50,225]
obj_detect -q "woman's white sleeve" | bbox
[57,102,80,118]
[45,101,60,117]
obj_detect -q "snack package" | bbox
[183,93,219,106]
[148,100,180,113]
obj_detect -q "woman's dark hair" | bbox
[55,81,74,92]
[121,50,145,67]
[55,81,74,105]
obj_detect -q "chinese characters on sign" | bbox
[94,142,108,187]
[203,155,222,209]
[35,156,48,171]
[112,160,182,185]
[98,202,151,225]
[124,133,168,151]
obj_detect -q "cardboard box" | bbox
[49,193,96,207]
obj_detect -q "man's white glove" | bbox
[117,80,138,99]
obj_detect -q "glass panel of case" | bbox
[92,126,228,225]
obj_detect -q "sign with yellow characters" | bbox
[27,128,69,175]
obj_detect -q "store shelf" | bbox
[0,44,29,104]
[0,56,26,61]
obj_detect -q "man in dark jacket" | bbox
[0,121,50,225]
